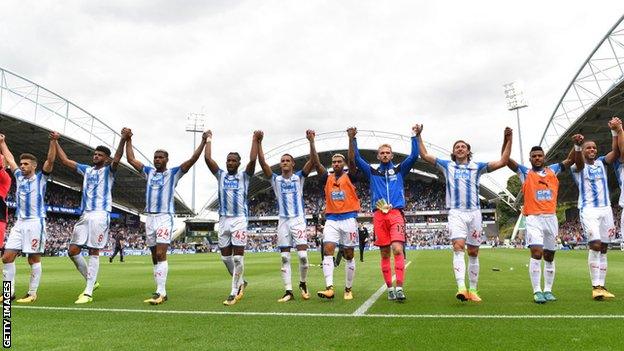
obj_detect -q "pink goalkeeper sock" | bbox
[381,256,392,287]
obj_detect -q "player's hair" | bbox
[530,146,544,153]
[154,149,169,158]
[450,140,472,162]
[227,152,241,161]
[377,144,392,152]
[19,153,38,163]
[281,153,295,164]
[582,140,596,148]
[95,145,111,157]
[332,153,346,161]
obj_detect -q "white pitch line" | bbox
[352,261,412,316]
[12,306,624,319]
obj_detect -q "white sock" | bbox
[84,255,99,295]
[2,262,15,297]
[529,258,542,293]
[298,250,309,283]
[29,262,42,295]
[221,255,234,276]
[588,250,601,287]
[544,260,555,292]
[154,261,168,296]
[468,256,479,290]
[70,254,88,279]
[453,251,466,290]
[322,255,334,287]
[345,259,356,289]
[599,253,607,287]
[231,255,244,296]
[280,252,292,291]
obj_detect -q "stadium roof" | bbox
[199,130,514,216]
[540,15,624,202]
[0,68,193,215]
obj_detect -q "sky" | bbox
[1,0,624,212]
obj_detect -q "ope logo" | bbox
[280,182,296,193]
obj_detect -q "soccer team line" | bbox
[3,119,624,307]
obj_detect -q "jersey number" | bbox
[349,232,357,242]
[157,228,170,239]
[296,230,305,240]
[233,231,247,241]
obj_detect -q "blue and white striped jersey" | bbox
[14,170,48,219]
[435,159,489,210]
[571,156,610,209]
[143,166,184,214]
[271,171,306,219]
[216,169,250,217]
[77,163,115,212]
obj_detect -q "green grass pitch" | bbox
[8,249,624,350]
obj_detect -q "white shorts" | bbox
[5,218,46,254]
[448,209,483,246]
[580,206,615,243]
[525,214,558,251]
[71,211,110,249]
[277,216,307,248]
[218,216,248,248]
[146,213,174,247]
[323,217,358,247]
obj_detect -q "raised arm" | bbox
[351,128,372,179]
[180,130,208,173]
[415,124,436,165]
[399,125,420,176]
[43,131,59,173]
[617,118,624,162]
[55,138,78,171]
[256,131,273,178]
[560,146,575,168]
[570,134,585,171]
[110,130,127,173]
[0,134,18,172]
[605,117,622,164]
[507,158,520,172]
[347,127,357,173]
[303,129,325,176]
[245,131,260,176]
[203,130,219,176]
[487,127,513,171]
[124,128,144,173]
[499,129,519,172]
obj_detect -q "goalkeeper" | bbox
[350,125,419,301]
